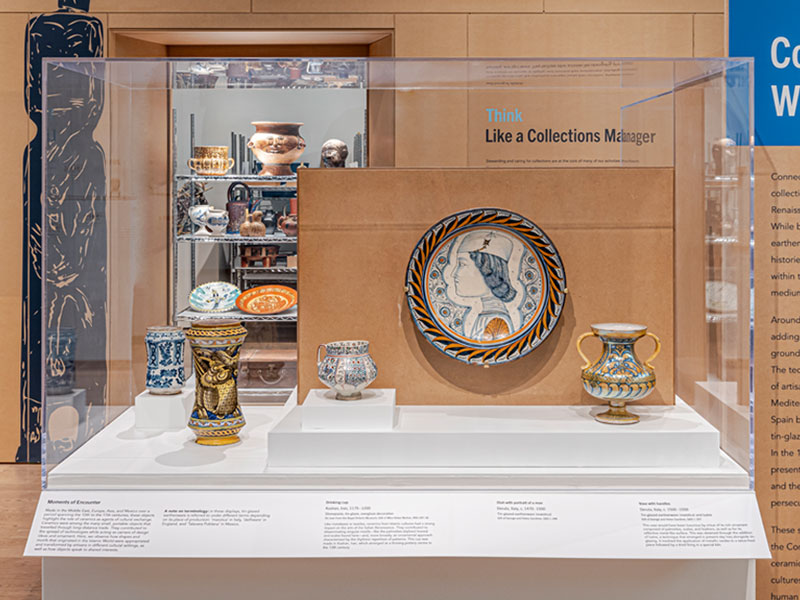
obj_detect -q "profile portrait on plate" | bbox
[427,227,543,344]
[453,231,519,341]
[407,208,565,365]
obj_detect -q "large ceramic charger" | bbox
[405,208,567,365]
[236,285,297,315]
[189,281,241,313]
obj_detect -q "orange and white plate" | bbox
[236,285,297,315]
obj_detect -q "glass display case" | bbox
[40,57,753,487]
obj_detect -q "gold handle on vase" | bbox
[576,332,597,369]
[641,332,661,369]
[187,158,199,170]
[226,157,235,170]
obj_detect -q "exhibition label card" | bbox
[26,490,768,559]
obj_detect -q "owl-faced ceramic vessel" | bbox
[46,327,76,396]
[186,321,248,445]
[247,122,306,176]
[577,323,661,425]
[145,326,186,395]
[317,340,378,400]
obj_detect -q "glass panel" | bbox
[41,58,754,487]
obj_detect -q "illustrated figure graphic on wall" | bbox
[19,0,105,462]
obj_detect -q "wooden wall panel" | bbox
[395,14,467,58]
[96,0,250,12]
[395,90,468,167]
[166,44,370,57]
[0,13,31,463]
[468,14,694,58]
[0,1,50,11]
[694,14,724,58]
[253,0,544,13]
[108,13,395,29]
[110,34,168,57]
[544,0,722,13]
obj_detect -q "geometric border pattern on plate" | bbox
[189,281,241,313]
[235,284,298,314]
[405,207,567,365]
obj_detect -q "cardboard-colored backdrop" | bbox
[297,168,674,405]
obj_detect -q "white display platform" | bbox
[46,402,749,490]
[40,397,760,600]
[134,388,194,430]
[270,400,720,468]
[302,388,396,431]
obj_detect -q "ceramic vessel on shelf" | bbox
[186,321,247,445]
[240,210,268,237]
[317,340,378,400]
[145,326,185,395]
[278,213,298,236]
[247,121,306,176]
[189,281,240,313]
[187,145,234,176]
[189,205,228,236]
[45,327,76,396]
[577,323,661,425]
[320,139,348,168]
[226,182,253,234]
[236,285,297,315]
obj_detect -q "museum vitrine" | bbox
[39,58,753,490]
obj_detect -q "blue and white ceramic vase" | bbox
[145,326,186,395]
[577,323,661,425]
[46,327,76,396]
[317,340,378,400]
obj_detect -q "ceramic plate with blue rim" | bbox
[189,281,241,313]
[405,208,566,366]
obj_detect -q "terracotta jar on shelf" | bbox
[278,213,298,237]
[247,122,306,177]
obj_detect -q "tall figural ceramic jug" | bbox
[186,321,247,445]
[577,323,661,425]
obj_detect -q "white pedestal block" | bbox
[302,388,396,431]
[269,401,721,468]
[134,388,193,431]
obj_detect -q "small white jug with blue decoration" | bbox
[317,340,378,400]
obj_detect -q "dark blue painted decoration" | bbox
[730,0,799,146]
[19,0,105,463]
